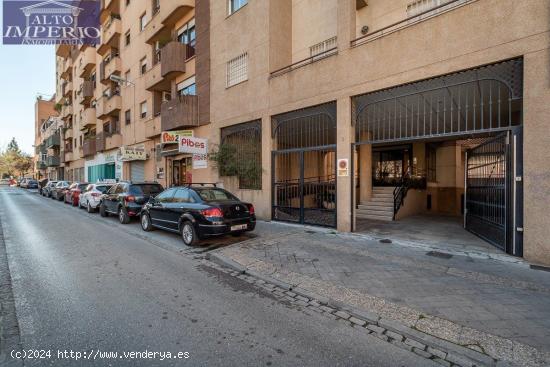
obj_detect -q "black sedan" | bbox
[140,185,256,245]
[99,182,164,224]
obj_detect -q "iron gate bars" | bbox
[353,58,523,144]
[465,132,510,251]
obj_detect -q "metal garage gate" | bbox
[130,161,145,182]
[352,58,524,255]
[272,103,337,227]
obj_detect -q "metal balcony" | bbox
[83,138,97,157]
[46,156,60,167]
[45,133,61,148]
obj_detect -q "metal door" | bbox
[130,161,145,182]
[465,132,519,253]
[272,146,336,227]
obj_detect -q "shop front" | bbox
[119,145,148,182]
[85,150,121,183]
[160,130,208,187]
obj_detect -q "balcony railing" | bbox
[83,138,97,157]
[45,133,61,148]
[270,47,338,78]
[46,155,60,167]
[161,95,199,131]
[35,143,46,155]
[36,160,47,170]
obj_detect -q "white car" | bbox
[79,183,114,213]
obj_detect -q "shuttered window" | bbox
[226,52,248,88]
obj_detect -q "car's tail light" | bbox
[246,204,255,215]
[201,208,223,218]
[125,195,135,204]
[91,192,100,197]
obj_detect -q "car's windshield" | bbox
[195,188,238,202]
[96,185,112,193]
[130,184,163,196]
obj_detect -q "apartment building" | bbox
[207,0,550,265]
[33,97,60,180]
[50,0,550,265]
[55,0,209,187]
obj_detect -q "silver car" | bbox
[79,183,114,213]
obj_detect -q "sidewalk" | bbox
[213,221,550,367]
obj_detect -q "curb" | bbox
[206,251,514,367]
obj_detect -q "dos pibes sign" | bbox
[179,137,208,155]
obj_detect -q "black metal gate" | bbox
[272,147,336,227]
[271,102,337,227]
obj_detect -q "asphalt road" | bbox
[0,186,438,367]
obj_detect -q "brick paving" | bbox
[215,221,550,367]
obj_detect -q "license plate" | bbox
[231,224,247,231]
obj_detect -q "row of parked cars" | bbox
[35,180,256,245]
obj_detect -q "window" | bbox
[228,0,247,15]
[140,57,147,75]
[195,188,239,202]
[177,76,196,96]
[177,19,196,58]
[124,70,130,85]
[155,188,176,203]
[173,189,193,203]
[139,13,147,31]
[152,0,160,15]
[406,0,458,17]
[310,36,337,58]
[220,120,262,189]
[226,52,248,88]
[140,102,147,119]
[125,109,131,125]
[125,30,131,46]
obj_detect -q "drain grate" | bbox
[426,251,453,259]
[379,239,392,244]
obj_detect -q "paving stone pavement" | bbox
[215,222,550,367]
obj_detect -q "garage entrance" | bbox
[272,103,337,227]
[352,59,523,256]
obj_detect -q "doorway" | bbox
[171,157,192,187]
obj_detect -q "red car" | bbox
[64,182,90,206]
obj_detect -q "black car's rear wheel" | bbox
[140,213,153,231]
[181,221,198,246]
[118,207,130,224]
[99,203,108,217]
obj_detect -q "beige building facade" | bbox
[33,97,60,180]
[49,0,550,265]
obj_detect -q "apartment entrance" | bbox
[272,103,337,227]
[351,58,524,256]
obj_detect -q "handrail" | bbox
[351,0,469,47]
[393,174,411,220]
[270,47,338,78]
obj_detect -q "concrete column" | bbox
[260,115,273,220]
[337,0,356,51]
[358,143,372,203]
[336,97,353,232]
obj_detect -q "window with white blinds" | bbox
[310,36,337,58]
[406,0,462,17]
[226,52,248,88]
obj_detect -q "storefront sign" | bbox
[179,137,207,155]
[337,159,349,177]
[119,146,146,161]
[192,154,208,169]
[161,130,193,145]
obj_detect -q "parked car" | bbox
[19,178,28,188]
[79,183,114,213]
[42,181,58,197]
[64,182,89,206]
[0,178,10,186]
[140,184,256,246]
[51,181,71,201]
[38,178,49,194]
[26,179,38,189]
[99,182,164,224]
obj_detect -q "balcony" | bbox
[97,131,122,152]
[98,17,121,56]
[145,115,161,138]
[62,104,73,120]
[80,80,95,105]
[83,138,97,157]
[161,41,187,78]
[145,62,169,91]
[60,58,72,80]
[97,95,121,119]
[35,143,46,155]
[56,44,70,58]
[64,151,74,163]
[62,81,73,98]
[46,155,60,167]
[36,160,47,170]
[80,108,96,130]
[161,95,199,131]
[100,56,121,84]
[45,133,61,148]
[144,0,194,45]
[78,47,96,78]
[100,0,120,24]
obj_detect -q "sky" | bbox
[0,4,56,155]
